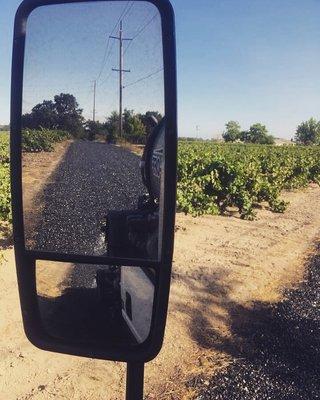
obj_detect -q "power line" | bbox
[98,68,113,87]
[95,1,132,82]
[97,6,151,86]
[121,1,135,21]
[132,13,159,41]
[95,37,111,81]
[96,3,156,85]
[124,67,163,89]
[110,20,133,138]
[97,39,117,87]
[124,12,159,55]
[113,1,133,33]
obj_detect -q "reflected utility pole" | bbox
[111,21,132,138]
[92,80,96,122]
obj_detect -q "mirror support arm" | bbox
[126,362,144,400]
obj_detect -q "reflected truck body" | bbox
[121,267,155,343]
[37,261,155,345]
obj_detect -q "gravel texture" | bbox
[29,141,145,256]
[195,248,320,400]
[32,141,148,340]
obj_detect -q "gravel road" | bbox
[32,141,148,340]
[30,141,145,256]
[195,247,320,400]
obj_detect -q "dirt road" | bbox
[1,181,320,399]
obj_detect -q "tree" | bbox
[262,134,275,145]
[84,120,103,141]
[239,130,250,143]
[0,124,10,131]
[104,111,119,143]
[222,121,241,142]
[123,109,146,143]
[22,100,58,130]
[126,115,146,142]
[104,109,160,144]
[53,93,84,135]
[21,93,84,136]
[295,118,320,145]
[240,123,275,145]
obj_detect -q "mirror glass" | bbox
[36,261,155,345]
[22,1,164,261]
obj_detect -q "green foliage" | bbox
[22,129,70,152]
[222,121,241,142]
[295,118,320,145]
[179,137,206,142]
[262,134,275,145]
[0,163,11,223]
[0,129,70,237]
[177,142,320,220]
[54,93,84,136]
[0,133,11,224]
[104,110,162,144]
[123,109,146,144]
[240,123,275,145]
[104,111,119,143]
[222,121,275,145]
[0,133,10,164]
[22,93,84,136]
[84,120,104,141]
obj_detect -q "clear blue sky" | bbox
[23,1,164,120]
[1,0,320,139]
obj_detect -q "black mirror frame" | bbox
[11,0,177,363]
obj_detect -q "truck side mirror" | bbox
[11,0,177,364]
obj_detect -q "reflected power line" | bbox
[124,67,163,89]
[124,12,159,55]
[95,1,134,82]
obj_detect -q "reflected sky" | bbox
[23,1,164,121]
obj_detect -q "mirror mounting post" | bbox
[126,362,144,400]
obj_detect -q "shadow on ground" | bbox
[173,246,320,399]
[38,285,136,346]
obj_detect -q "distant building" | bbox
[274,138,294,146]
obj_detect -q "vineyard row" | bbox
[1,132,320,226]
[178,142,320,219]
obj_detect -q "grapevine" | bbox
[177,142,320,219]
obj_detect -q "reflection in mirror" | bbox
[36,261,155,345]
[22,1,164,261]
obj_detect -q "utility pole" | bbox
[92,80,96,122]
[111,20,132,138]
[196,125,200,139]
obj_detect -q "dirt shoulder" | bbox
[22,140,72,247]
[194,245,320,399]
[1,183,320,399]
